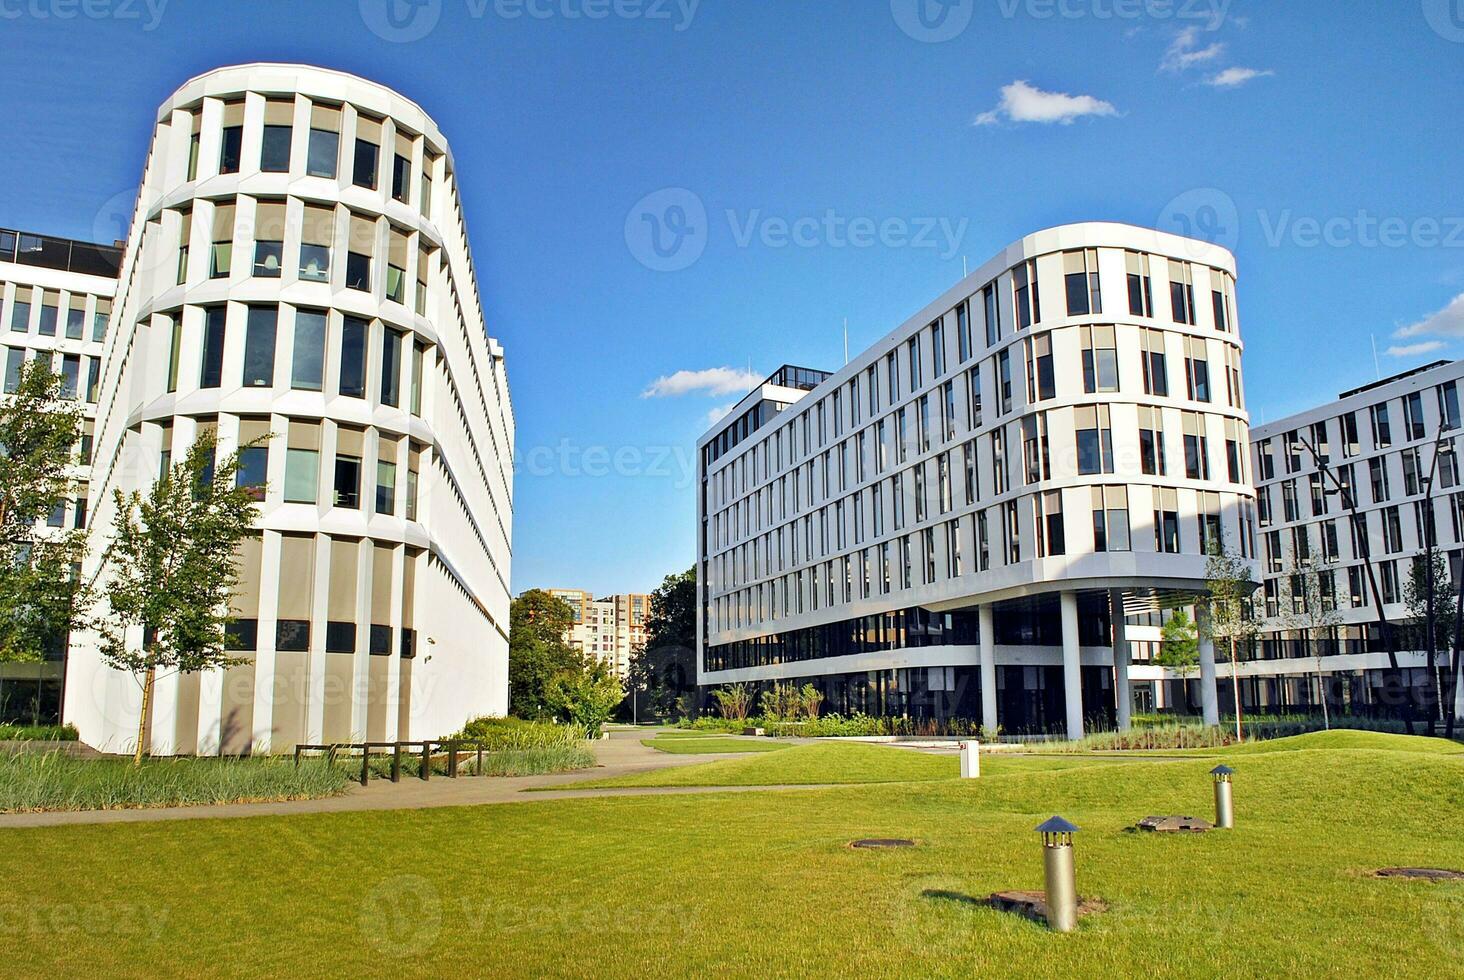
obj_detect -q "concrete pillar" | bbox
[1196,605,1220,727]
[1111,589,1131,731]
[1060,592,1084,741]
[979,603,998,734]
[1454,656,1464,724]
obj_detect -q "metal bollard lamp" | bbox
[1211,764,1235,829]
[1035,816,1080,933]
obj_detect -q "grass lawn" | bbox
[640,736,789,754]
[4,732,1462,976]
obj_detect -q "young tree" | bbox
[508,590,586,720]
[0,359,89,664]
[1284,556,1343,731]
[1403,547,1453,729]
[710,683,752,721]
[633,568,697,718]
[1156,609,1200,709]
[99,433,262,765]
[544,660,624,735]
[1204,542,1259,741]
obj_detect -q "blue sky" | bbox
[3,0,1462,596]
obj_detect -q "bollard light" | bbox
[1035,816,1080,933]
[960,740,981,779]
[1211,764,1235,829]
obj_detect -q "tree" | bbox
[630,568,697,719]
[1284,556,1343,731]
[508,590,586,720]
[710,683,752,721]
[544,660,624,734]
[99,433,261,765]
[1156,609,1200,686]
[0,359,90,665]
[1204,541,1259,741]
[1403,547,1453,729]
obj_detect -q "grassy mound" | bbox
[1202,729,1464,756]
[641,737,788,755]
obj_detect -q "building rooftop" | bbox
[1338,360,1452,400]
[0,227,124,279]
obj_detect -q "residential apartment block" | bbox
[0,229,121,725]
[696,223,1256,738]
[1249,359,1464,722]
[547,588,650,678]
[23,64,518,755]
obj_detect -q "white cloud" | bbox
[642,366,761,399]
[1396,293,1464,340]
[705,403,736,428]
[1206,67,1275,88]
[1161,27,1226,72]
[974,80,1119,127]
[1385,340,1446,358]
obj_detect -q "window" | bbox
[1341,412,1360,456]
[8,296,28,333]
[1091,486,1130,552]
[47,501,65,528]
[326,622,356,654]
[1211,270,1234,332]
[1075,405,1114,475]
[307,103,341,177]
[334,454,361,508]
[1022,412,1049,484]
[392,153,411,203]
[210,202,234,279]
[1183,412,1210,480]
[58,354,79,400]
[65,302,84,340]
[353,118,381,189]
[1226,420,1245,484]
[1440,382,1462,432]
[376,458,397,515]
[1141,328,1168,396]
[1025,334,1054,402]
[1404,392,1426,441]
[1370,456,1390,503]
[1371,402,1392,449]
[1081,325,1118,393]
[1154,488,1181,553]
[346,250,371,292]
[252,200,286,278]
[386,228,408,304]
[163,315,182,393]
[410,342,425,415]
[930,321,946,378]
[1003,500,1021,564]
[237,445,268,500]
[175,210,191,284]
[3,347,22,393]
[908,337,922,389]
[260,125,292,173]
[284,447,319,503]
[200,306,227,389]
[1126,251,1153,317]
[242,306,277,387]
[956,300,972,363]
[886,351,899,402]
[1037,490,1065,557]
[1139,406,1166,476]
[1014,259,1040,329]
[218,122,243,174]
[1064,248,1102,316]
[983,282,1000,346]
[1198,492,1222,554]
[289,309,326,391]
[277,620,310,652]
[1185,336,1210,402]
[339,316,368,398]
[966,365,982,429]
[300,205,333,281]
[381,327,403,406]
[74,497,87,530]
[1382,506,1403,553]
[1169,259,1196,325]
[187,120,200,181]
[37,296,57,336]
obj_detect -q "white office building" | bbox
[1249,359,1464,723]
[55,64,514,754]
[696,223,1257,738]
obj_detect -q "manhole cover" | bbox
[988,890,1108,923]
[1134,815,1213,834]
[1375,868,1464,881]
[850,838,916,849]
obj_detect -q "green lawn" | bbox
[640,736,789,754]
[4,732,1462,976]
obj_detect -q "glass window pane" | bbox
[260,125,291,172]
[10,301,30,332]
[380,328,402,406]
[59,354,79,399]
[65,307,85,339]
[253,241,283,277]
[307,129,338,178]
[291,310,326,391]
[200,307,227,389]
[219,126,242,174]
[334,455,361,508]
[38,304,57,336]
[243,306,277,387]
[345,251,370,291]
[376,459,396,515]
[299,243,330,282]
[353,139,378,188]
[236,446,268,499]
[3,348,23,392]
[339,316,367,397]
[284,448,318,503]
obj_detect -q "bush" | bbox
[353,742,596,779]
[452,716,593,749]
[0,751,351,813]
[0,723,78,741]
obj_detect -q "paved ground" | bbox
[0,731,838,829]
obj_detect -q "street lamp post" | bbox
[1293,435,1416,735]
[1417,432,1454,735]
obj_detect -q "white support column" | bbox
[979,603,997,734]
[1197,605,1220,727]
[1453,656,1463,725]
[1111,589,1131,732]
[1060,592,1084,741]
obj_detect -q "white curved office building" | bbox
[63,65,515,755]
[696,223,1257,738]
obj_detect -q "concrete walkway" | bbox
[0,731,833,829]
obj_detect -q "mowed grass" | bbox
[4,732,1463,977]
[640,736,789,754]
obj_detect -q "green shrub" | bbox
[452,716,592,749]
[351,743,596,779]
[0,723,79,741]
[0,751,351,813]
